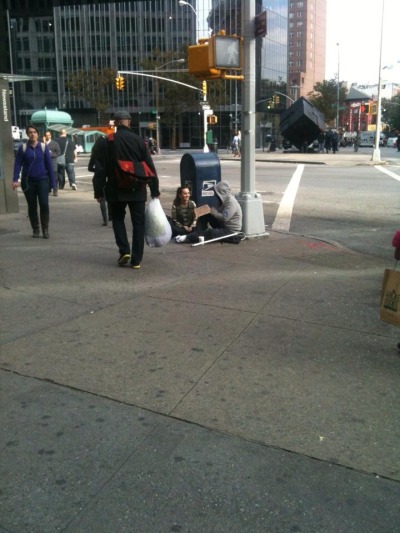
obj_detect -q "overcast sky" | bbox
[325,0,400,85]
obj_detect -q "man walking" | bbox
[43,131,61,196]
[56,128,78,190]
[92,110,160,269]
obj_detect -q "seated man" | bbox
[176,180,242,244]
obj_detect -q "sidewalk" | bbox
[0,173,399,531]
[220,146,400,167]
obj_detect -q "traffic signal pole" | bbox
[236,0,267,237]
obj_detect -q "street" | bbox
[75,146,400,260]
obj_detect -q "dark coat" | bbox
[92,125,160,203]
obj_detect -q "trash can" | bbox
[180,152,221,208]
[270,138,277,152]
[212,140,218,154]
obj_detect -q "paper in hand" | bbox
[194,204,211,218]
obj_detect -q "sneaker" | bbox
[175,235,187,243]
[118,253,130,266]
[102,221,108,226]
[71,183,77,190]
[131,264,141,269]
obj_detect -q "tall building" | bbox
[287,0,326,100]
[3,0,294,146]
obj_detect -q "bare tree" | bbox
[66,67,117,123]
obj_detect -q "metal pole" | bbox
[236,0,267,237]
[203,85,209,153]
[372,0,385,162]
[336,43,340,129]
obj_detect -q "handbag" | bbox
[115,159,155,190]
[380,267,400,326]
[57,140,68,166]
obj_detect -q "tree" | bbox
[140,51,197,149]
[382,96,400,132]
[307,79,347,125]
[66,67,116,123]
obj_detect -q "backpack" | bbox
[107,133,155,190]
[22,142,46,154]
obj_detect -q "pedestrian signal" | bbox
[115,76,125,90]
[188,31,243,80]
[208,115,218,124]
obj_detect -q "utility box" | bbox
[180,153,221,208]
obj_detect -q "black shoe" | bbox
[118,253,130,266]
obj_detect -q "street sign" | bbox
[255,11,267,38]
[202,104,211,110]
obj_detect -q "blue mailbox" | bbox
[180,152,221,208]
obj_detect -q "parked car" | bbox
[387,137,397,148]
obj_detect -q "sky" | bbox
[325,0,400,85]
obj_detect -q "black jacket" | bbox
[92,125,160,202]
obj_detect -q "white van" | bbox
[358,131,375,147]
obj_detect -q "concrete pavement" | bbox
[1,149,399,532]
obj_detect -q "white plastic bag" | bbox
[144,198,172,247]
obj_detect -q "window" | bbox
[297,1,304,7]
[297,21,303,27]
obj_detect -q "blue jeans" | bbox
[110,200,145,265]
[57,163,76,188]
[21,177,50,226]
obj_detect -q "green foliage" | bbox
[382,96,400,132]
[307,78,347,124]
[66,67,116,123]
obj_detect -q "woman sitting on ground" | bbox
[168,186,197,237]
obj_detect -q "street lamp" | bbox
[336,43,340,129]
[178,0,209,152]
[372,0,385,163]
[154,59,185,154]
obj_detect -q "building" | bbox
[287,0,326,101]
[2,1,326,148]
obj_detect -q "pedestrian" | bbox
[43,130,61,196]
[56,128,78,190]
[176,181,242,244]
[317,130,325,153]
[88,141,111,226]
[332,130,339,154]
[168,186,197,238]
[92,109,160,269]
[12,124,56,238]
[324,129,333,153]
[397,130,400,152]
[232,132,241,157]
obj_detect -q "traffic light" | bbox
[115,76,125,90]
[188,31,243,80]
[202,80,207,96]
[208,115,218,124]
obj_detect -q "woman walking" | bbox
[12,125,56,238]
